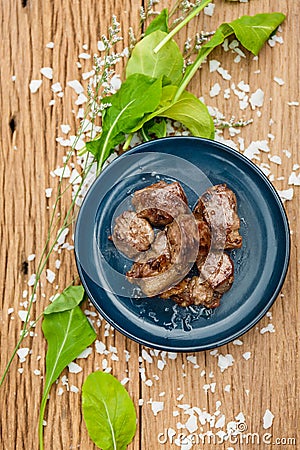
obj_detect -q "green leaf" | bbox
[82,372,137,450]
[158,90,215,139]
[143,119,167,139]
[178,12,285,99]
[145,9,169,36]
[43,285,85,315]
[39,306,96,449]
[126,30,183,86]
[86,73,163,167]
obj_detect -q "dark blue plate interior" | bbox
[74,137,290,351]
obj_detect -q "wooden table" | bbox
[0,1,299,449]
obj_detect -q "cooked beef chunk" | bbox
[162,276,221,308]
[166,214,199,265]
[132,180,188,226]
[112,210,154,259]
[194,184,242,249]
[195,216,211,250]
[126,231,171,279]
[196,251,234,294]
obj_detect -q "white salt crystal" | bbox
[274,77,284,86]
[69,169,82,185]
[78,53,91,59]
[210,83,221,97]
[260,323,276,334]
[238,81,250,92]
[287,101,299,106]
[250,88,264,109]
[29,80,42,93]
[60,124,71,134]
[95,340,106,354]
[45,188,53,198]
[49,100,55,106]
[77,347,92,359]
[18,311,28,322]
[277,188,294,202]
[57,387,64,396]
[17,348,29,363]
[224,384,231,393]
[51,82,62,93]
[97,40,106,51]
[218,354,234,372]
[185,414,198,433]
[82,44,88,50]
[142,349,153,363]
[217,67,231,80]
[68,362,82,374]
[243,352,251,361]
[75,93,88,105]
[204,3,215,16]
[82,70,95,80]
[151,401,164,416]
[46,42,54,49]
[28,274,36,286]
[269,155,282,165]
[263,409,274,429]
[46,269,55,284]
[67,80,84,94]
[12,75,16,81]
[70,385,79,393]
[8,307,14,315]
[209,60,220,73]
[18,368,24,374]
[233,339,243,346]
[234,55,241,63]
[53,166,71,178]
[288,172,300,186]
[157,360,165,371]
[145,379,153,387]
[283,149,291,158]
[121,377,130,385]
[215,414,225,428]
[34,369,41,376]
[28,254,36,261]
[40,67,53,80]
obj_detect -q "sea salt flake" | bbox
[17,348,29,363]
[274,77,284,86]
[77,347,92,359]
[95,340,106,354]
[269,155,282,165]
[78,53,91,59]
[70,385,79,393]
[51,82,62,93]
[46,42,54,49]
[263,409,274,429]
[157,360,165,371]
[82,70,95,80]
[217,67,231,80]
[69,169,82,185]
[18,368,24,374]
[287,101,299,106]
[46,269,55,283]
[75,93,88,105]
[67,80,84,94]
[57,387,64,396]
[28,274,36,286]
[233,339,243,346]
[28,254,36,261]
[98,41,106,51]
[18,311,28,322]
[277,188,294,202]
[40,67,53,80]
[218,354,234,372]
[29,80,42,93]
[215,414,225,428]
[8,307,14,315]
[237,81,250,93]
[210,83,221,98]
[53,166,71,178]
[60,124,71,134]
[142,349,153,363]
[34,369,41,376]
[243,352,251,360]
[224,384,231,393]
[68,362,82,373]
[209,60,220,72]
[204,3,215,16]
[260,323,275,334]
[121,377,130,385]
[288,172,300,186]
[49,100,55,106]
[185,415,198,433]
[151,401,164,416]
[250,88,264,109]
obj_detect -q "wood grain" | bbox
[0,0,299,449]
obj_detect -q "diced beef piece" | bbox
[195,216,211,250]
[112,210,154,259]
[194,184,242,249]
[166,214,199,265]
[196,251,234,294]
[132,180,188,226]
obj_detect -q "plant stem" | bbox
[123,133,133,150]
[174,53,207,101]
[153,0,212,54]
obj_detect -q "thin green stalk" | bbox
[153,0,212,53]
[123,133,133,150]
[140,127,150,142]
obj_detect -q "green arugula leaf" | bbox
[86,73,163,168]
[142,118,167,140]
[39,305,96,449]
[43,285,85,315]
[159,90,215,139]
[145,9,169,36]
[82,372,137,450]
[177,12,285,100]
[126,30,183,86]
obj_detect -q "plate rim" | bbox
[74,136,290,351]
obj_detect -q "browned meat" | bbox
[112,210,154,259]
[162,276,221,308]
[195,217,211,250]
[132,180,188,226]
[166,214,199,265]
[194,184,242,249]
[197,251,234,294]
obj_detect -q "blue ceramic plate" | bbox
[74,137,290,351]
